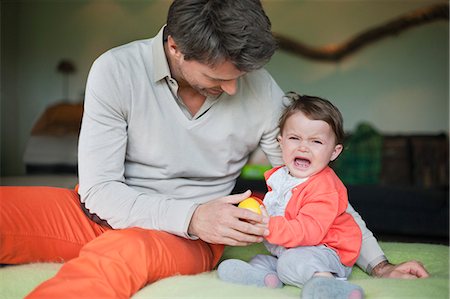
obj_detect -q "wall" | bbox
[265,1,449,133]
[1,0,448,175]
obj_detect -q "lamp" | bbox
[56,59,76,101]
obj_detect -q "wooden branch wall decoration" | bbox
[274,3,449,62]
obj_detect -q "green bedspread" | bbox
[1,242,448,298]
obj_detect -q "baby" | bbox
[218,92,364,299]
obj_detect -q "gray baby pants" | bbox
[250,245,353,287]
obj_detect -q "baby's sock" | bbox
[217,259,282,288]
[301,277,364,299]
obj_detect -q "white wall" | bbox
[1,0,448,175]
[265,0,449,133]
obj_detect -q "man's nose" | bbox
[220,79,238,95]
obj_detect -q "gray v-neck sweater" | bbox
[78,27,284,237]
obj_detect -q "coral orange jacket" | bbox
[264,166,362,266]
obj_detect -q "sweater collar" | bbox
[152,25,171,83]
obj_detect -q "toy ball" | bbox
[238,197,263,215]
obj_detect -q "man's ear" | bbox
[330,144,343,161]
[167,35,183,59]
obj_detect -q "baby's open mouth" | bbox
[294,157,311,168]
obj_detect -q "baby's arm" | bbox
[264,191,340,247]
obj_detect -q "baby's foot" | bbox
[217,259,282,288]
[301,277,364,299]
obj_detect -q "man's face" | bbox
[166,36,245,97]
[176,58,245,97]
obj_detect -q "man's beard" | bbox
[193,85,223,98]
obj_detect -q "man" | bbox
[0,1,428,298]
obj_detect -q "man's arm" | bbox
[78,52,198,237]
[348,203,429,278]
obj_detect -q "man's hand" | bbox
[372,260,429,279]
[188,190,270,246]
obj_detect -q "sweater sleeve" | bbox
[257,70,285,167]
[347,203,387,273]
[78,52,197,238]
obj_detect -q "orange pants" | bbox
[0,186,224,298]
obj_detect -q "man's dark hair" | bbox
[165,0,277,72]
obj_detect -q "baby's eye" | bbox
[313,140,323,144]
[289,136,299,140]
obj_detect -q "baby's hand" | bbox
[247,205,270,239]
[259,205,269,218]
